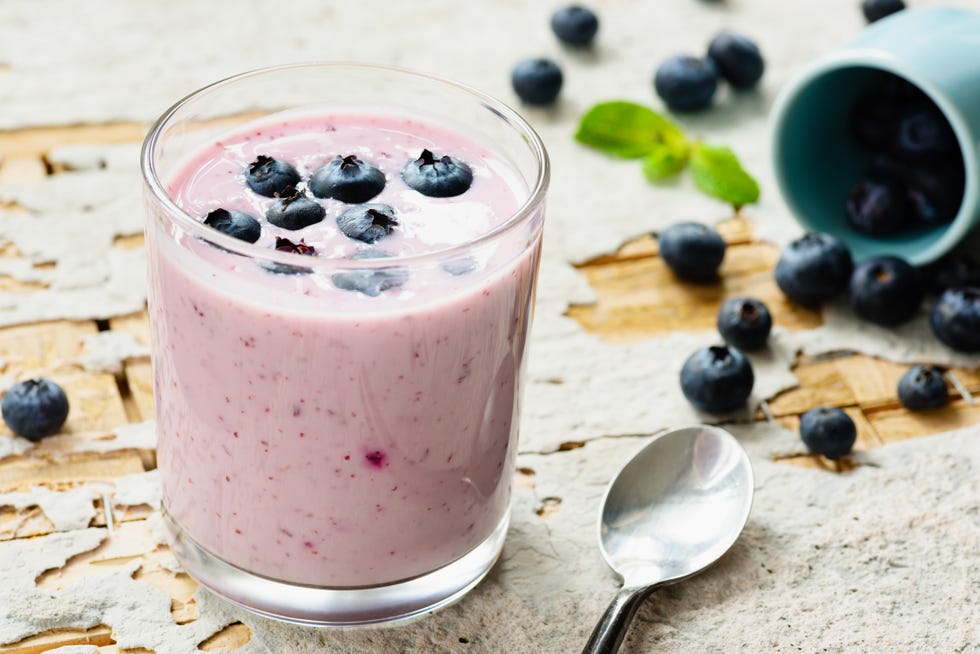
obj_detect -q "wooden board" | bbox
[1,124,978,652]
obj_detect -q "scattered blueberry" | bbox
[717,297,772,351]
[336,204,398,244]
[550,5,599,47]
[799,407,856,460]
[849,255,924,326]
[331,250,408,297]
[266,191,326,230]
[401,149,474,198]
[861,0,906,23]
[930,287,980,352]
[706,32,765,90]
[658,222,726,283]
[203,208,261,243]
[897,365,949,410]
[2,378,69,441]
[244,155,300,197]
[511,58,564,106]
[680,345,754,413]
[308,155,386,204]
[923,253,980,295]
[891,108,957,161]
[845,178,909,236]
[262,237,316,275]
[774,232,854,306]
[654,55,719,112]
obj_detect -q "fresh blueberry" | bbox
[244,155,300,198]
[706,32,765,90]
[308,155,386,204]
[774,232,854,306]
[799,407,856,460]
[861,0,906,23]
[891,108,957,161]
[897,365,948,410]
[336,204,398,244]
[550,5,599,47]
[868,157,964,226]
[930,287,980,352]
[849,255,924,326]
[679,345,754,414]
[266,191,326,231]
[923,253,980,295]
[511,58,564,106]
[717,297,772,351]
[262,236,316,275]
[331,250,407,297]
[441,257,479,276]
[654,56,719,112]
[845,178,909,236]
[202,208,261,243]
[401,149,474,198]
[658,222,726,283]
[2,378,69,441]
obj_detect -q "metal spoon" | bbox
[583,425,754,654]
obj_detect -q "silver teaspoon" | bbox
[583,424,754,654]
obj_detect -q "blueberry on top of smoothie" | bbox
[331,249,408,297]
[309,155,386,203]
[266,190,326,230]
[401,149,473,197]
[203,208,262,243]
[337,204,398,244]
[244,155,301,197]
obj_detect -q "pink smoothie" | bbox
[148,111,541,587]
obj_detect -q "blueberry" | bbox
[308,155,386,204]
[706,32,765,90]
[861,0,906,23]
[868,157,964,226]
[891,108,957,161]
[550,5,599,47]
[266,191,326,230]
[511,58,564,106]
[849,255,924,326]
[799,407,856,460]
[2,378,69,441]
[845,178,909,236]
[202,208,261,243]
[679,345,754,414]
[654,56,719,112]
[331,250,408,297]
[897,365,948,410]
[261,236,316,275]
[401,149,474,198]
[849,94,897,150]
[930,287,980,352]
[774,232,854,306]
[244,155,300,198]
[336,204,398,244]
[717,297,772,351]
[923,253,980,295]
[658,222,726,283]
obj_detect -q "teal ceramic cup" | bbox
[771,6,980,265]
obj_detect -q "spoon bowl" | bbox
[584,425,754,654]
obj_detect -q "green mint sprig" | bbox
[575,101,760,209]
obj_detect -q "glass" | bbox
[140,63,548,625]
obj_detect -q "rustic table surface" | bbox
[1,1,978,653]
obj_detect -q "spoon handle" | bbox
[581,584,651,654]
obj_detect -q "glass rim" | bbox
[139,61,550,271]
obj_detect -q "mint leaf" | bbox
[642,140,690,180]
[575,101,686,159]
[688,142,760,208]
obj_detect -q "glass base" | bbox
[162,509,509,626]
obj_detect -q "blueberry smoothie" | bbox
[147,110,543,588]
